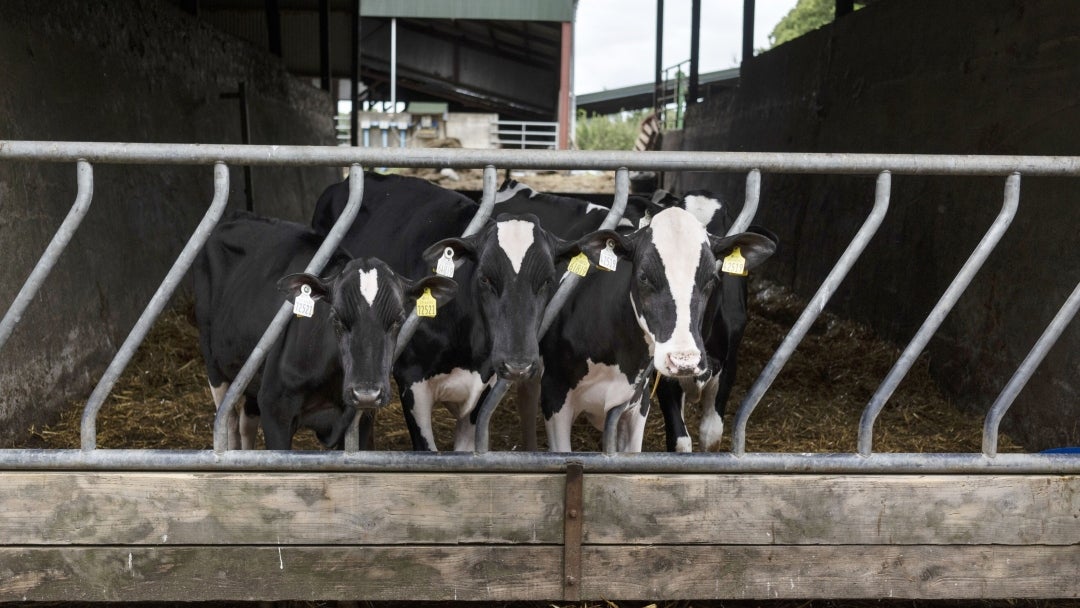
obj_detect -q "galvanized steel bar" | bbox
[0,160,93,353]
[858,173,1021,457]
[392,165,497,363]
[81,163,230,450]
[212,165,365,453]
[982,278,1080,457]
[1,448,1079,475]
[475,169,632,453]
[728,168,760,235]
[5,141,1080,176]
[732,171,892,456]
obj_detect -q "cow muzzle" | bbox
[662,351,704,378]
[347,385,388,409]
[496,359,538,381]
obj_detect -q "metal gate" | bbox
[0,141,1078,602]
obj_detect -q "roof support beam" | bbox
[350,0,360,145]
[557,21,572,149]
[654,0,663,115]
[688,0,701,105]
[742,0,755,64]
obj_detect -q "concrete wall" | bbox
[0,0,340,446]
[663,0,1080,450]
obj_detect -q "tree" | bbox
[769,0,864,48]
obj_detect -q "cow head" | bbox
[422,214,593,382]
[279,259,457,408]
[586,207,776,379]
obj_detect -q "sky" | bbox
[574,0,799,95]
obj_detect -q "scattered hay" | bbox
[18,281,1022,454]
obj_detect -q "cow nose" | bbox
[665,351,701,377]
[497,360,536,381]
[350,386,384,407]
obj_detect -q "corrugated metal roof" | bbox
[359,0,574,22]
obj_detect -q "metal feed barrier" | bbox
[0,141,1079,602]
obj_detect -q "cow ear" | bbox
[561,229,634,265]
[277,273,332,302]
[708,231,777,272]
[405,275,459,305]
[422,235,479,270]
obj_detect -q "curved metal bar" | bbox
[392,166,498,363]
[601,363,655,454]
[475,168,631,453]
[858,173,1020,457]
[727,168,760,236]
[0,160,94,353]
[212,164,364,453]
[982,278,1080,456]
[81,162,230,450]
[732,171,893,457]
[5,141,1080,176]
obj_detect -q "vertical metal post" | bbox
[82,163,230,450]
[653,0,664,115]
[212,165,365,453]
[0,161,94,353]
[687,0,701,105]
[742,0,755,63]
[390,18,397,110]
[220,84,254,211]
[732,171,892,456]
[557,21,573,150]
[350,0,361,147]
[982,279,1080,456]
[264,0,282,57]
[858,173,1020,457]
[319,0,331,92]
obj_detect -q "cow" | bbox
[311,173,612,451]
[494,178,652,237]
[532,204,777,452]
[648,189,779,452]
[194,212,457,450]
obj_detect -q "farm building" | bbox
[0,0,1078,604]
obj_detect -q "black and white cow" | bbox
[194,213,456,450]
[311,173,609,451]
[648,189,779,451]
[534,205,776,451]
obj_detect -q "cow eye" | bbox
[536,276,553,293]
[636,271,653,289]
[478,275,496,292]
[331,314,348,333]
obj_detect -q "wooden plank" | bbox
[0,546,563,602]
[584,474,1080,545]
[582,545,1080,600]
[0,472,563,545]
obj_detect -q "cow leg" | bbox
[616,395,649,452]
[239,397,260,450]
[400,381,437,451]
[698,371,725,452]
[209,381,243,450]
[514,375,541,451]
[656,379,692,452]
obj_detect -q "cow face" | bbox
[279,259,457,408]
[595,207,776,379]
[423,215,587,381]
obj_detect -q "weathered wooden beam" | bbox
[583,545,1080,600]
[584,474,1080,545]
[0,472,564,545]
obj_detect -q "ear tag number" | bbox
[436,247,456,278]
[293,284,315,318]
[567,252,590,277]
[415,287,437,318]
[721,246,748,276]
[598,239,618,271]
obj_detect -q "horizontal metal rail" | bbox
[2,141,1078,472]
[0,449,1078,474]
[4,141,1080,175]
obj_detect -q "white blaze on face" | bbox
[358,267,379,306]
[683,194,722,227]
[496,220,535,274]
[648,208,708,373]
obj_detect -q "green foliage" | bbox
[574,109,647,151]
[769,0,864,48]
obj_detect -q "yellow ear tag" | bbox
[415,288,437,318]
[721,246,748,276]
[567,252,590,277]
